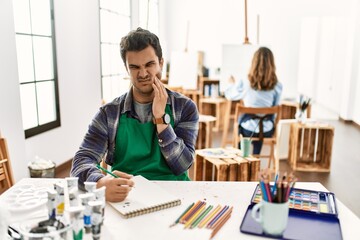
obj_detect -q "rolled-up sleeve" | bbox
[71,108,109,188]
[158,99,199,175]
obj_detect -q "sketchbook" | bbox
[240,185,343,240]
[108,175,181,218]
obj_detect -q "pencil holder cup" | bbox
[295,109,306,123]
[251,200,289,236]
[241,138,251,157]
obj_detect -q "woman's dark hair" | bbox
[248,47,278,90]
[120,27,162,65]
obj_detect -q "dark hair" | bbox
[120,27,163,65]
[248,47,278,90]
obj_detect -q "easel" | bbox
[0,130,15,193]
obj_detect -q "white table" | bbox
[2,179,359,239]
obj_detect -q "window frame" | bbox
[99,0,132,103]
[14,0,61,138]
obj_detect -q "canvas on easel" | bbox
[220,44,258,92]
[168,51,199,90]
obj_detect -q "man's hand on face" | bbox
[152,77,168,118]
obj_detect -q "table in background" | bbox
[280,100,312,119]
[1,179,359,239]
[182,89,202,107]
[194,148,260,181]
[199,97,227,132]
[197,114,217,149]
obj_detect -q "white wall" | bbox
[0,0,28,181]
[351,0,360,125]
[161,0,360,122]
[1,0,102,181]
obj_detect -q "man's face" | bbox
[125,45,163,96]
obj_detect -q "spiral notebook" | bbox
[108,175,181,218]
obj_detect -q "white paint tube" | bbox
[66,177,79,206]
[67,206,85,240]
[54,182,64,217]
[47,189,57,219]
[79,193,95,234]
[84,182,97,193]
[88,200,104,240]
[93,186,106,224]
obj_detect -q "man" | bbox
[71,28,199,202]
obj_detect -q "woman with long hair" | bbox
[224,47,282,154]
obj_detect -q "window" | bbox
[99,0,131,103]
[13,0,60,138]
[139,0,159,35]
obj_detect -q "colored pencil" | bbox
[190,205,213,229]
[259,181,268,202]
[264,181,272,203]
[96,164,118,178]
[209,211,231,239]
[182,201,205,224]
[207,205,229,228]
[184,204,206,229]
[180,200,201,223]
[198,205,221,228]
[271,172,279,196]
[210,206,233,230]
[169,202,194,227]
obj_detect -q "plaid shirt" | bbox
[71,89,199,186]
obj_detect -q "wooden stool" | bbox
[197,114,217,149]
[199,97,228,132]
[182,89,202,107]
[288,122,334,172]
[194,148,260,181]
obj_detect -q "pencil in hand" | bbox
[96,164,118,178]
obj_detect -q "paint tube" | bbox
[67,206,85,240]
[88,200,103,240]
[47,189,57,219]
[84,182,97,193]
[66,177,79,206]
[54,182,64,217]
[93,186,106,224]
[68,189,78,207]
[79,193,95,234]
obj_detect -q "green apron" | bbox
[112,105,189,181]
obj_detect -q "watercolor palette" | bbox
[3,184,49,212]
[251,184,338,216]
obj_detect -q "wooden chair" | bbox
[221,99,243,147]
[0,134,15,194]
[232,104,281,171]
